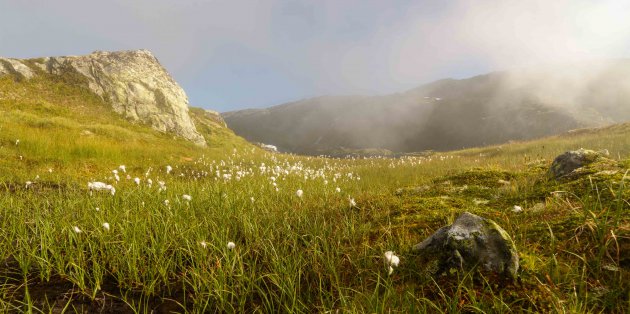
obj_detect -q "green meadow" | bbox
[0,75,628,312]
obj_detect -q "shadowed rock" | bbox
[412,212,519,279]
[549,148,608,179]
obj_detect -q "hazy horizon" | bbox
[2,0,630,112]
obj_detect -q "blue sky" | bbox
[2,0,630,112]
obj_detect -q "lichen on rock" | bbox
[549,148,609,179]
[412,212,519,279]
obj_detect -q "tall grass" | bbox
[0,75,628,312]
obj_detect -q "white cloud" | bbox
[2,0,630,109]
[384,0,630,87]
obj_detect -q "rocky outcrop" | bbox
[0,58,35,79]
[0,50,206,146]
[412,212,519,279]
[549,148,609,179]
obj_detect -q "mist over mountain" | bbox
[223,60,630,155]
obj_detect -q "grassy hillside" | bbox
[0,74,628,312]
[0,74,250,182]
[224,60,630,155]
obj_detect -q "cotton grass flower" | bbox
[335,187,341,193]
[102,222,110,231]
[384,251,400,275]
[182,194,192,201]
[512,205,523,213]
[199,241,208,249]
[227,242,236,250]
[349,197,357,207]
[119,165,126,173]
[134,177,141,185]
[88,181,116,196]
[296,189,303,198]
[72,226,82,234]
[166,165,173,174]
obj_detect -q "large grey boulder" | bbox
[412,212,519,279]
[549,148,607,179]
[0,50,206,146]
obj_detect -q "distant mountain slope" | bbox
[223,60,630,155]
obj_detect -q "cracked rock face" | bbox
[413,212,519,279]
[0,50,206,146]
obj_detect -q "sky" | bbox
[2,0,630,112]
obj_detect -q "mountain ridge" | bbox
[223,59,630,155]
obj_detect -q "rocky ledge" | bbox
[0,50,206,146]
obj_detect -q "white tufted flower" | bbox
[384,251,400,275]
[384,251,400,267]
[296,189,303,198]
[102,222,110,231]
[88,181,115,196]
[227,242,236,250]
